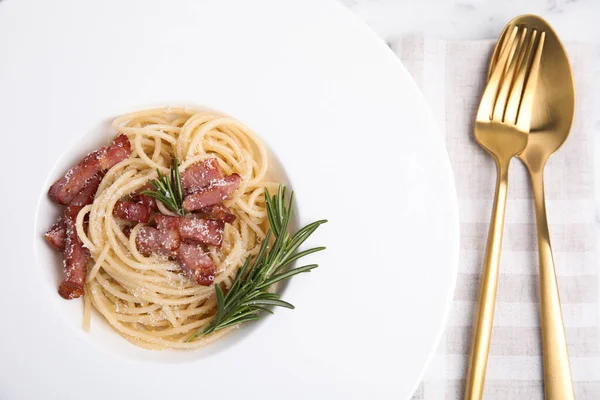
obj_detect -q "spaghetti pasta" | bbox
[76,107,279,350]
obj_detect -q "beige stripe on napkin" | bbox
[395,38,599,400]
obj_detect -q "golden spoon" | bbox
[489,15,576,400]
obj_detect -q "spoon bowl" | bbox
[489,14,575,170]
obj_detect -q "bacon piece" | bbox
[122,225,132,239]
[134,224,216,286]
[45,172,102,253]
[44,216,66,251]
[155,215,224,247]
[135,226,160,257]
[69,173,103,207]
[130,184,158,210]
[182,174,241,212]
[135,226,180,257]
[180,158,223,195]
[139,194,157,209]
[100,134,131,169]
[197,204,236,224]
[113,201,151,223]
[58,206,89,300]
[49,135,131,205]
[176,242,216,286]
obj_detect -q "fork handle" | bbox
[464,158,510,400]
[530,168,575,400]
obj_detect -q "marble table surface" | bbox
[339,0,600,43]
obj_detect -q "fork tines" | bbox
[477,25,545,131]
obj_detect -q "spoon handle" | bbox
[464,159,510,400]
[530,168,575,400]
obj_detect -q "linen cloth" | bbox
[395,38,599,399]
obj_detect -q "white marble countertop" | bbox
[340,0,600,42]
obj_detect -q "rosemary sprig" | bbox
[188,185,327,340]
[141,157,185,216]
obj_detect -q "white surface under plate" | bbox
[0,0,459,398]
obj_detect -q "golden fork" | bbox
[464,25,545,400]
[490,15,576,400]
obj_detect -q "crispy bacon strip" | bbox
[44,216,66,251]
[69,173,103,207]
[49,135,131,205]
[130,184,158,210]
[58,206,89,300]
[197,204,236,224]
[180,158,223,196]
[113,200,151,223]
[100,134,131,169]
[139,194,157,209]
[122,225,132,239]
[135,227,215,286]
[155,214,224,247]
[45,173,103,252]
[182,174,241,212]
[135,225,180,257]
[176,242,216,286]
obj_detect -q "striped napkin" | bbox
[395,38,599,399]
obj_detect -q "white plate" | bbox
[0,0,459,398]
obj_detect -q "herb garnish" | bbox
[188,186,326,340]
[142,157,185,216]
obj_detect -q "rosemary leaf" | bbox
[141,157,185,215]
[187,185,327,340]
